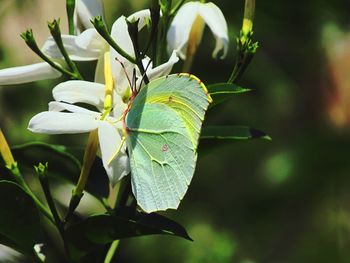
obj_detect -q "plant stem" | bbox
[48,19,83,79]
[127,20,149,84]
[66,0,76,35]
[0,129,54,223]
[144,0,160,64]
[103,176,131,263]
[156,0,173,65]
[171,0,186,15]
[104,240,120,263]
[9,164,54,223]
[92,16,137,64]
[242,0,255,36]
[36,163,70,259]
[36,164,63,233]
[227,0,258,83]
[21,29,79,79]
[65,130,99,222]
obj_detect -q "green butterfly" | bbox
[124,73,212,213]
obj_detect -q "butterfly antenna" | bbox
[115,56,134,92]
[137,59,152,92]
[132,68,137,94]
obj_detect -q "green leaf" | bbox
[11,142,109,199]
[201,126,271,140]
[0,180,41,254]
[12,142,81,179]
[207,83,251,107]
[66,207,192,260]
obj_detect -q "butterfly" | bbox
[115,73,212,213]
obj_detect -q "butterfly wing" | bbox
[126,74,211,213]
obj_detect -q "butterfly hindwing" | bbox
[126,74,211,213]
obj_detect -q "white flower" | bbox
[74,0,105,34]
[28,101,129,185]
[28,9,179,92]
[0,0,103,86]
[0,63,62,85]
[167,1,229,59]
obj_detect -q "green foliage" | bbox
[0,181,41,254]
[207,82,251,107]
[201,125,271,140]
[12,142,110,199]
[66,207,192,261]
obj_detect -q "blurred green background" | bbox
[2,0,350,262]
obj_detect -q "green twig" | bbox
[144,0,160,63]
[156,0,173,65]
[36,163,70,259]
[127,19,149,84]
[92,16,137,64]
[104,240,120,263]
[48,19,83,79]
[0,129,54,222]
[228,0,258,83]
[21,29,79,79]
[171,0,186,15]
[36,163,64,235]
[66,0,76,35]
[65,130,99,223]
[7,163,54,223]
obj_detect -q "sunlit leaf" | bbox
[66,207,192,260]
[0,180,41,254]
[207,83,251,107]
[201,125,271,140]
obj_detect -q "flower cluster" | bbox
[0,0,229,212]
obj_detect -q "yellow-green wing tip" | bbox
[178,73,213,104]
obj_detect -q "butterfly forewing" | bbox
[126,74,210,213]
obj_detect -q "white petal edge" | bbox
[48,101,101,117]
[110,10,153,96]
[98,121,129,185]
[147,51,179,81]
[166,2,200,59]
[198,2,229,58]
[76,0,105,29]
[0,63,61,85]
[127,9,151,30]
[28,111,98,134]
[42,36,101,61]
[75,28,107,52]
[53,80,105,108]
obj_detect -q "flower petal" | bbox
[109,10,153,96]
[48,101,101,117]
[167,2,200,59]
[110,16,135,95]
[112,90,128,119]
[110,16,135,58]
[53,80,105,108]
[147,51,179,80]
[0,63,61,85]
[75,28,106,52]
[28,111,98,134]
[41,36,101,61]
[75,0,105,30]
[98,121,129,185]
[198,2,229,58]
[128,9,151,30]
